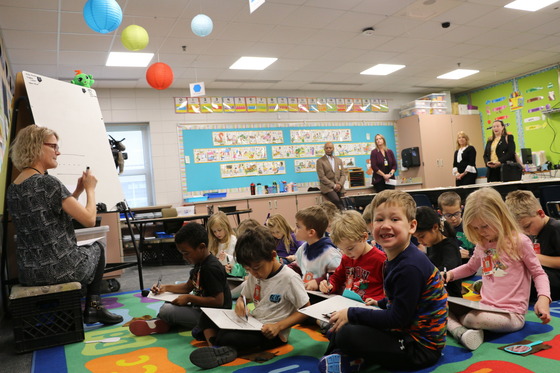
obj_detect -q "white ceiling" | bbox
[1,0,560,94]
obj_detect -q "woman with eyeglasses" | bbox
[452,131,477,186]
[6,125,122,325]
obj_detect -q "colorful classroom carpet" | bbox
[32,291,560,373]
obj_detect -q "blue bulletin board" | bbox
[178,121,396,197]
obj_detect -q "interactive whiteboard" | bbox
[22,71,124,210]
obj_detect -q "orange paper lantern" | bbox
[146,62,173,90]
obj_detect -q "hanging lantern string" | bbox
[106,0,130,55]
[154,0,191,57]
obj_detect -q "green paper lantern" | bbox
[121,25,149,51]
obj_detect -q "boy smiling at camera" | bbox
[317,190,447,373]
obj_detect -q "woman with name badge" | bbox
[370,134,397,192]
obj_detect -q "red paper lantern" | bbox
[146,62,173,90]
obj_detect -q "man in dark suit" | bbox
[316,142,346,210]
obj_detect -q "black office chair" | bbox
[547,201,560,219]
[538,185,560,213]
[412,194,433,208]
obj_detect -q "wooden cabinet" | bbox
[249,195,298,225]
[296,193,323,211]
[396,115,484,188]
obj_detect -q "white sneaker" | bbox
[460,329,484,351]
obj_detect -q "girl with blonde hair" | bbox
[266,214,303,264]
[443,187,551,351]
[207,211,237,270]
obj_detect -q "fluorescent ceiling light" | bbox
[437,69,479,80]
[360,64,405,76]
[504,0,559,12]
[106,52,154,67]
[230,57,278,70]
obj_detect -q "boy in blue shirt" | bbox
[319,190,447,373]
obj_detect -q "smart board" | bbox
[22,71,124,210]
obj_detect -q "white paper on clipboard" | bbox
[201,307,263,331]
[298,295,377,323]
[448,296,514,314]
[387,178,397,186]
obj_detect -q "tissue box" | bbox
[176,206,195,216]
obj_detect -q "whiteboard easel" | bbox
[22,71,124,210]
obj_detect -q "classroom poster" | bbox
[517,69,559,157]
[470,81,517,142]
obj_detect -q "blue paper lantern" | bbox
[83,0,123,34]
[191,14,213,37]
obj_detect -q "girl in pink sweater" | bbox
[444,187,551,351]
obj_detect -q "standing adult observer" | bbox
[370,134,397,192]
[6,125,123,325]
[483,120,516,182]
[452,131,477,186]
[316,142,346,210]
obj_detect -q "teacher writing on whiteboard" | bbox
[370,134,397,192]
[316,142,346,210]
[483,120,516,182]
[7,125,122,325]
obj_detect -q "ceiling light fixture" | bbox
[106,52,154,67]
[504,0,559,12]
[230,57,278,70]
[361,64,405,76]
[437,69,479,79]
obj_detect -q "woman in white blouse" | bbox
[452,131,477,186]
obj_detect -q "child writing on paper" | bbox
[265,214,303,264]
[414,206,462,297]
[208,211,237,272]
[444,188,551,351]
[318,190,447,373]
[505,190,560,301]
[189,225,310,369]
[319,210,386,303]
[129,222,232,336]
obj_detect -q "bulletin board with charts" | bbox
[469,81,517,143]
[177,121,396,196]
[516,68,560,156]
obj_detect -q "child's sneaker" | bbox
[129,318,170,336]
[318,353,362,373]
[190,346,237,369]
[191,326,205,341]
[459,328,484,351]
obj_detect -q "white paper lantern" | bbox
[191,14,213,37]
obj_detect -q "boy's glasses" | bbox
[442,211,462,219]
[43,143,60,151]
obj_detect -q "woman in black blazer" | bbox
[483,120,516,182]
[452,131,477,186]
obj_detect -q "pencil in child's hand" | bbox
[242,295,249,321]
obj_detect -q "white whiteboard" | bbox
[22,71,125,211]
